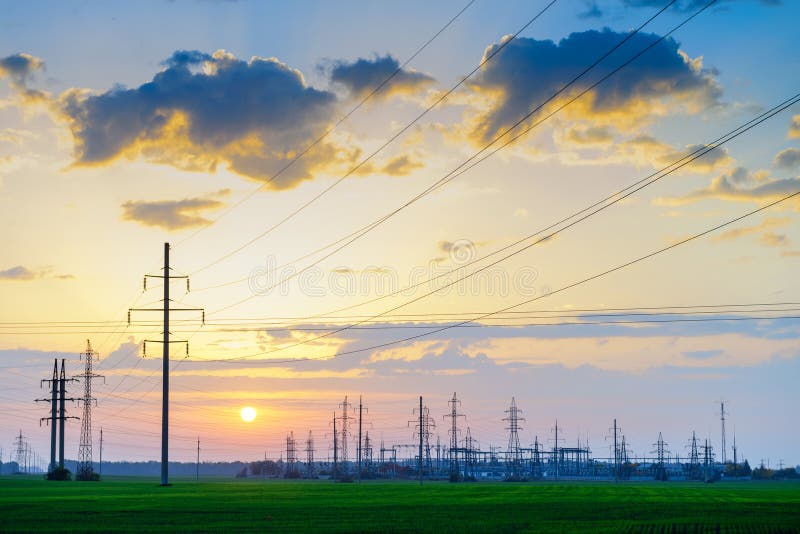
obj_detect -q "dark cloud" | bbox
[121,189,229,231]
[0,53,46,102]
[329,54,434,100]
[623,0,780,10]
[578,0,603,18]
[0,265,36,281]
[468,30,721,142]
[775,148,800,169]
[59,50,346,188]
[659,166,800,206]
[0,265,73,281]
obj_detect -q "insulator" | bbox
[202,311,205,326]
[186,279,190,292]
[185,343,189,358]
[127,310,131,326]
[143,341,147,358]
[143,276,147,291]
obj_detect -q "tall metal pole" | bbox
[58,359,66,469]
[99,428,103,477]
[418,396,423,485]
[358,396,362,483]
[49,359,57,472]
[196,437,200,481]
[613,419,618,482]
[161,242,170,486]
[332,413,338,481]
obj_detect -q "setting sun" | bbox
[240,406,257,423]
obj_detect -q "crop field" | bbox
[1,477,799,533]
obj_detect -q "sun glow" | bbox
[240,406,257,422]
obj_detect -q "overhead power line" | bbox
[186,188,800,364]
[187,0,561,276]
[201,88,800,360]
[201,0,698,316]
[176,0,476,249]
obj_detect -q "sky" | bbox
[0,0,799,468]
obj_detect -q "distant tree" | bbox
[235,466,248,478]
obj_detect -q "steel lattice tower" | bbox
[444,392,464,479]
[337,396,352,471]
[305,431,315,477]
[503,397,525,479]
[76,340,103,480]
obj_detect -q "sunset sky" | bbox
[1,0,799,467]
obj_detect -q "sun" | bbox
[240,406,257,422]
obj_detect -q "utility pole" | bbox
[504,397,524,479]
[732,428,738,466]
[35,359,59,473]
[305,431,315,478]
[76,340,103,480]
[58,359,78,470]
[720,401,727,464]
[99,428,103,477]
[418,396,423,485]
[444,392,464,481]
[612,419,618,482]
[196,437,200,481]
[332,412,338,481]
[357,396,363,482]
[335,396,352,476]
[129,242,204,487]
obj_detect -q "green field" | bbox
[1,477,799,533]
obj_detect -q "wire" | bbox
[207,88,800,359]
[187,0,561,276]
[186,189,800,364]
[203,0,691,316]
[175,0,476,250]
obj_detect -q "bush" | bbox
[46,467,72,481]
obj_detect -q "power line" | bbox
[186,188,800,365]
[175,0,476,250]
[201,1,702,316]
[187,0,555,276]
[199,88,800,360]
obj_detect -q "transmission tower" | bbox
[409,396,435,483]
[720,400,727,464]
[336,396,352,475]
[552,419,564,480]
[128,242,204,486]
[285,431,297,477]
[443,392,465,480]
[35,360,59,473]
[13,430,26,474]
[503,397,524,479]
[463,427,478,480]
[76,340,104,481]
[363,431,373,472]
[305,431,315,478]
[651,432,670,481]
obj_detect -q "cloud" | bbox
[380,154,424,176]
[657,166,800,206]
[759,232,790,248]
[0,53,47,103]
[57,50,355,189]
[0,265,73,281]
[464,30,722,144]
[0,265,36,280]
[712,216,790,242]
[623,0,781,9]
[565,125,614,145]
[121,189,229,231]
[775,148,800,169]
[790,115,800,139]
[329,55,434,100]
[578,0,603,18]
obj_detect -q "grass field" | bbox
[1,477,799,533]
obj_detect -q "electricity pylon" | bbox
[76,340,104,480]
[129,243,204,486]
